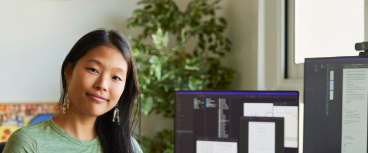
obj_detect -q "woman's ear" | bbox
[63,61,73,82]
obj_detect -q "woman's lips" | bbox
[87,93,108,102]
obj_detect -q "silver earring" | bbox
[63,81,70,114]
[112,105,120,125]
[63,92,69,114]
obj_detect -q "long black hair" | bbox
[59,29,141,153]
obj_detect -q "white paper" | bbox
[243,103,274,117]
[249,122,275,153]
[330,91,334,100]
[330,81,334,90]
[196,140,237,153]
[273,106,298,148]
[341,68,368,153]
[341,131,367,153]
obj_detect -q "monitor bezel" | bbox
[304,55,368,62]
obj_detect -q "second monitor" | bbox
[175,91,299,153]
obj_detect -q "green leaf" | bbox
[141,95,153,115]
[210,10,215,15]
[135,56,144,63]
[154,63,162,80]
[226,38,232,45]
[188,77,197,90]
[181,29,186,43]
[213,0,221,5]
[225,45,231,52]
[144,5,152,10]
[132,47,140,56]
[185,65,199,71]
[162,31,169,47]
[193,49,199,56]
[208,37,213,42]
[188,77,204,90]
[161,73,170,80]
[149,55,159,64]
[198,43,205,50]
[219,17,227,25]
[219,52,225,57]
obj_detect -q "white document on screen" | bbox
[273,106,298,148]
[248,122,275,153]
[243,103,274,117]
[342,68,368,153]
[196,140,237,153]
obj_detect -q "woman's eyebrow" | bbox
[87,59,125,73]
[87,59,102,65]
[113,67,125,74]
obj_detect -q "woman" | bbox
[3,29,143,153]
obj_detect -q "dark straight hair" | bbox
[59,29,141,153]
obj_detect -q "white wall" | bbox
[294,0,364,64]
[222,0,259,90]
[0,0,139,102]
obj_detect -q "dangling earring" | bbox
[63,93,68,114]
[67,93,70,109]
[63,81,70,114]
[112,105,120,125]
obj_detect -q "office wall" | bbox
[0,0,139,102]
[222,0,259,90]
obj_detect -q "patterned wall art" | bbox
[0,103,59,142]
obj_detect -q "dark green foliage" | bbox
[141,130,174,153]
[128,0,235,152]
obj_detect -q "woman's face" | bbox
[65,45,128,117]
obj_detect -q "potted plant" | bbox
[128,0,235,152]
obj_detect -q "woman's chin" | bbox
[88,109,108,117]
[82,107,108,117]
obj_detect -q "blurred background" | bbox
[0,0,367,152]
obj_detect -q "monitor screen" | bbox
[175,91,299,153]
[304,56,368,153]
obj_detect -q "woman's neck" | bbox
[53,107,98,141]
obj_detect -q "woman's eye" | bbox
[113,76,122,81]
[88,68,98,74]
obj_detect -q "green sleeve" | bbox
[2,128,37,153]
[131,137,143,153]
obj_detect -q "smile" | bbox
[86,93,108,102]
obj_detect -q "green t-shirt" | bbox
[2,118,143,153]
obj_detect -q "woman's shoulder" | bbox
[131,137,143,153]
[4,119,52,145]
[7,126,35,141]
[8,119,49,138]
[2,126,38,152]
[13,119,51,137]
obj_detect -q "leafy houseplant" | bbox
[128,0,235,152]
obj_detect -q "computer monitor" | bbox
[304,56,368,153]
[175,91,299,153]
